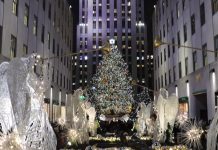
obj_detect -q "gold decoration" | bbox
[101,42,111,54]
[153,36,163,48]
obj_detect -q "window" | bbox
[215,35,218,59]
[177,31,180,48]
[161,75,163,87]
[52,38,55,54]
[193,51,197,71]
[10,35,17,58]
[128,21,131,28]
[57,71,59,84]
[184,24,187,42]
[163,25,165,37]
[164,48,166,61]
[168,45,170,57]
[191,14,195,35]
[169,69,171,84]
[52,67,54,82]
[24,4,29,26]
[212,0,218,14]
[202,44,208,66]
[48,3,51,19]
[57,44,59,56]
[93,21,96,29]
[158,77,160,89]
[33,15,38,35]
[160,52,162,65]
[182,0,185,10]
[99,7,102,17]
[23,44,28,55]
[48,32,50,49]
[41,25,45,43]
[179,62,182,78]
[165,73,167,86]
[185,57,188,75]
[60,74,62,86]
[173,66,176,81]
[0,26,2,54]
[172,38,175,53]
[122,19,125,27]
[12,0,18,16]
[176,2,180,18]
[171,11,174,26]
[167,19,169,32]
[114,21,117,28]
[107,21,110,28]
[43,0,46,11]
[200,3,205,25]
[114,0,117,9]
[99,21,102,28]
[159,30,162,40]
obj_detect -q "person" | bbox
[165,122,173,145]
[173,121,180,144]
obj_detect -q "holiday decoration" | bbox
[153,89,179,142]
[101,42,111,54]
[91,43,134,116]
[0,54,57,149]
[180,119,204,150]
[135,102,152,137]
[136,88,152,105]
[67,88,98,145]
[176,113,188,127]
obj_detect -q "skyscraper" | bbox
[74,0,150,94]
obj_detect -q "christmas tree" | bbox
[91,41,134,116]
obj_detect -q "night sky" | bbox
[67,0,156,52]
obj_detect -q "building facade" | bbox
[73,0,151,94]
[0,0,73,122]
[153,0,218,121]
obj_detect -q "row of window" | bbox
[159,5,205,42]
[155,45,208,71]
[158,1,208,42]
[158,0,218,23]
[52,69,71,91]
[10,0,72,49]
[155,35,218,89]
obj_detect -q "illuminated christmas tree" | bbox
[91,40,134,116]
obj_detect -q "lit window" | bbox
[12,0,18,16]
[10,35,17,58]
[24,4,29,26]
[48,32,50,49]
[212,0,218,14]
[33,15,38,35]
[23,44,28,56]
